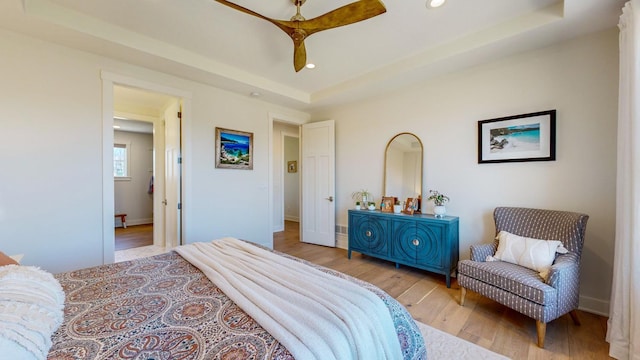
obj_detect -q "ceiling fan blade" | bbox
[214,0,293,35]
[293,40,307,73]
[300,0,387,36]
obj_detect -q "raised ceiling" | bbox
[0,0,626,112]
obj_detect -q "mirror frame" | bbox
[383,132,424,211]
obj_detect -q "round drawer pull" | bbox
[412,239,420,246]
[366,230,372,237]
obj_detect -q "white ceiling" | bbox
[0,0,626,112]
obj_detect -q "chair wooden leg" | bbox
[536,321,546,348]
[460,287,466,306]
[569,310,581,326]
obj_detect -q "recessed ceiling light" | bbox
[426,0,446,9]
[305,63,316,69]
[113,125,121,129]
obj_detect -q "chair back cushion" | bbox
[494,207,589,256]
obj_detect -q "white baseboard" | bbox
[579,295,610,316]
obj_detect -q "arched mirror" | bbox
[383,133,423,211]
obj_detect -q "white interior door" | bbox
[164,100,181,248]
[301,120,335,247]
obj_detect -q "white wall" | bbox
[0,28,309,273]
[314,28,619,315]
[272,122,300,231]
[113,130,154,226]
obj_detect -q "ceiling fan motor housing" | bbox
[292,28,307,42]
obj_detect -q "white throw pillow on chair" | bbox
[487,230,568,280]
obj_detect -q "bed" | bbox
[2,238,426,359]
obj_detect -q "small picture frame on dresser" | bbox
[381,197,396,213]
[403,198,415,215]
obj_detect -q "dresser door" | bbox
[394,219,445,269]
[351,213,388,255]
[414,221,445,268]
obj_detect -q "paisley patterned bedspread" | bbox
[48,249,426,360]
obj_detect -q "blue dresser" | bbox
[348,210,459,288]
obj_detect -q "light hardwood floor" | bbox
[115,224,153,250]
[274,221,612,360]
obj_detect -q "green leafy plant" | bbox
[427,190,450,206]
[351,189,372,204]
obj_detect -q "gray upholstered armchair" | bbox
[457,207,589,348]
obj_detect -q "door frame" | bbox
[101,71,192,263]
[268,113,309,244]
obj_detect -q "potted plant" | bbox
[393,200,404,214]
[427,190,450,217]
[351,189,372,207]
[367,202,376,210]
[355,201,361,210]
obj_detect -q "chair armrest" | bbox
[546,252,581,316]
[469,242,498,262]
[546,252,580,288]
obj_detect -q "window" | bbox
[114,143,129,178]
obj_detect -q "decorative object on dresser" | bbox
[457,207,588,348]
[348,210,459,288]
[393,200,403,214]
[351,189,373,208]
[427,190,449,218]
[403,197,416,215]
[381,196,396,213]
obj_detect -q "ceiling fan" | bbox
[214,0,387,72]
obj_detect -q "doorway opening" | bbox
[101,72,190,264]
[272,121,300,233]
[113,118,155,252]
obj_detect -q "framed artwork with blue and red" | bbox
[215,127,253,170]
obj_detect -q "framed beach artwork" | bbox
[478,110,556,164]
[215,127,254,170]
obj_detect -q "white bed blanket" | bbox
[176,238,403,360]
[0,265,65,360]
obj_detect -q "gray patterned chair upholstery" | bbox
[457,207,589,348]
